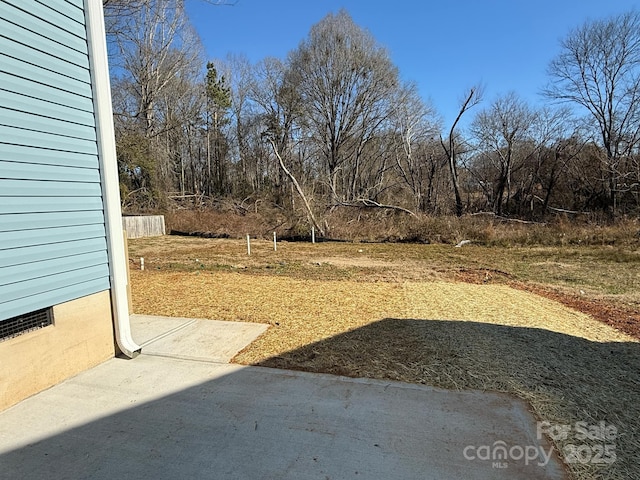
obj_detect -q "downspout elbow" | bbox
[113,302,141,358]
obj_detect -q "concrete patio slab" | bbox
[129,314,196,345]
[0,353,567,479]
[130,314,269,363]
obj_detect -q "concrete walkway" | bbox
[130,314,269,362]
[0,316,567,479]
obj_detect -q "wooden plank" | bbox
[0,179,101,197]
[0,36,90,84]
[0,107,96,141]
[0,125,98,155]
[123,216,167,239]
[0,161,99,183]
[0,237,108,268]
[64,0,85,12]
[0,211,104,233]
[36,0,86,27]
[0,143,98,169]
[20,0,87,37]
[0,89,95,126]
[0,225,105,249]
[0,264,109,302]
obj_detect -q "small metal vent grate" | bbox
[0,308,53,342]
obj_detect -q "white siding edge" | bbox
[84,0,140,358]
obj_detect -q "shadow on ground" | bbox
[1,319,637,480]
[254,318,640,480]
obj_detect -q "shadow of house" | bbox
[1,319,637,479]
[254,318,639,477]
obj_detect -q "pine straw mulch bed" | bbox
[453,267,640,339]
[131,269,639,480]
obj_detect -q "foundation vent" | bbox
[0,309,53,342]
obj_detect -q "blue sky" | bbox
[185,0,638,126]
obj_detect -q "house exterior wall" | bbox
[0,291,114,411]
[0,0,121,410]
[0,0,111,320]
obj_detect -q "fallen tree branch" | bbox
[267,139,325,236]
[533,196,589,215]
[332,199,418,217]
[467,211,546,225]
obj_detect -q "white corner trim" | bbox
[85,0,141,358]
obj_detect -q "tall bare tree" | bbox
[217,54,255,194]
[108,0,203,137]
[250,57,304,206]
[544,10,640,214]
[440,87,483,216]
[107,0,204,205]
[470,92,536,215]
[287,10,400,203]
[523,107,582,215]
[391,83,441,213]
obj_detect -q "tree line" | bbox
[104,0,640,226]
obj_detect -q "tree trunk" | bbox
[268,139,325,236]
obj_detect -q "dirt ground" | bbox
[129,237,640,480]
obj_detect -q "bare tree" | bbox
[287,10,400,203]
[440,86,483,216]
[470,92,536,215]
[267,139,325,236]
[217,54,255,194]
[391,83,441,212]
[103,1,148,23]
[109,0,203,137]
[544,10,640,214]
[250,57,304,206]
[103,0,235,13]
[107,0,205,205]
[523,107,582,215]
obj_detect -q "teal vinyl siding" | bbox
[0,108,97,141]
[0,0,111,322]
[0,237,108,269]
[0,1,87,53]
[0,162,100,184]
[0,207,105,234]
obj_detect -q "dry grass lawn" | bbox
[129,237,640,480]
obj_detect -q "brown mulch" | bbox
[514,283,640,340]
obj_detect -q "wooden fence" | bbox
[122,215,166,239]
